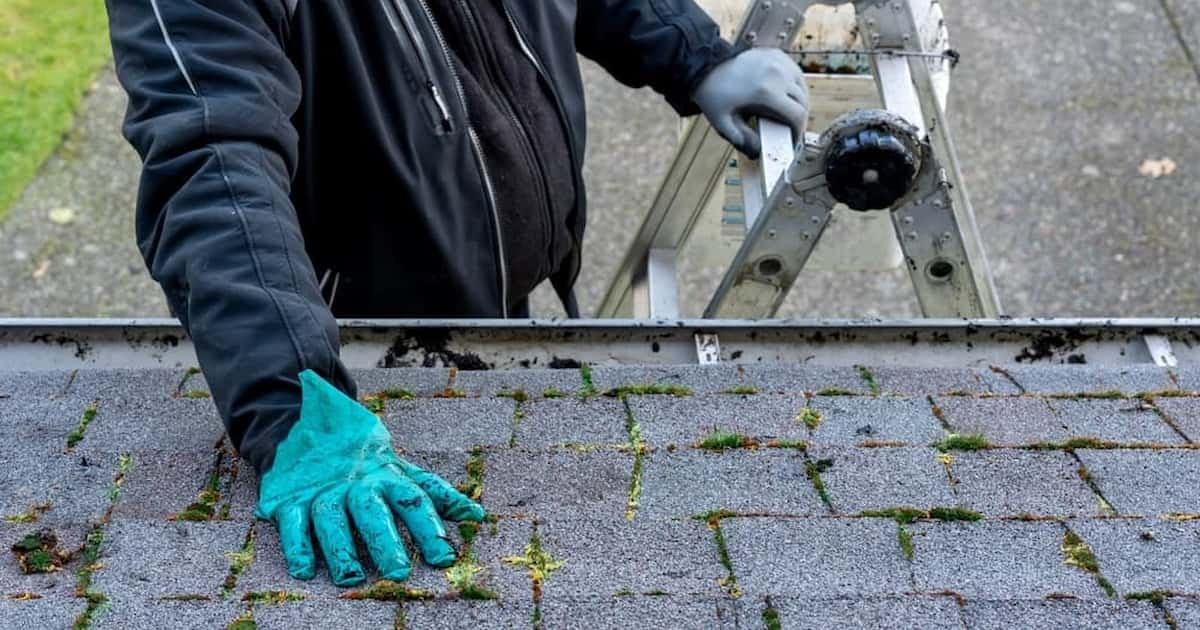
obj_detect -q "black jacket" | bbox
[105,0,733,474]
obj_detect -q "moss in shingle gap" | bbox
[697,428,757,450]
[222,527,256,596]
[240,591,304,604]
[579,364,598,397]
[362,388,417,414]
[496,388,528,403]
[815,387,857,397]
[765,438,808,450]
[542,387,567,399]
[855,366,881,395]
[1126,590,1174,604]
[933,433,989,452]
[3,502,52,524]
[10,529,70,574]
[805,458,834,510]
[226,610,256,630]
[445,551,498,600]
[798,407,822,430]
[859,506,982,524]
[1161,513,1200,522]
[1024,437,1122,451]
[858,440,907,448]
[176,366,203,393]
[607,383,692,398]
[433,387,468,399]
[722,384,759,396]
[897,524,914,560]
[340,580,435,602]
[762,601,783,630]
[456,447,485,502]
[173,469,222,522]
[622,400,648,521]
[1049,390,1128,400]
[66,402,98,449]
[705,516,740,598]
[502,529,564,602]
[72,525,107,630]
[1062,529,1116,598]
[692,509,738,524]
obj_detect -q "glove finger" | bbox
[347,482,412,581]
[275,503,316,580]
[398,460,486,522]
[731,116,761,159]
[384,477,457,568]
[311,488,367,587]
[758,93,809,143]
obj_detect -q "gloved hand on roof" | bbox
[255,370,485,586]
[693,47,810,159]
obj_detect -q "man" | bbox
[105,0,808,586]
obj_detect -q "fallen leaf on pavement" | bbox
[32,260,50,280]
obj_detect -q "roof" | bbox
[2,323,1199,629]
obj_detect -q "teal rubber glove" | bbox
[255,370,486,586]
[693,47,810,159]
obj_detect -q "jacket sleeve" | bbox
[576,0,736,116]
[105,0,354,474]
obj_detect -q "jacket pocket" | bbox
[378,0,456,135]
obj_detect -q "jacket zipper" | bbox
[456,0,555,269]
[412,0,509,317]
[497,3,585,295]
[380,0,453,132]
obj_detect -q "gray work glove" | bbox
[693,48,809,159]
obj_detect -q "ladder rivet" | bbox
[767,229,777,239]
[785,197,795,207]
[801,232,811,240]
[906,232,918,240]
[933,200,944,208]
[811,216,820,224]
[784,18,795,27]
[746,31,758,42]
[903,216,914,225]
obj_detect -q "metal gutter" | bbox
[1,318,1197,370]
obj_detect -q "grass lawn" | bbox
[0,0,111,221]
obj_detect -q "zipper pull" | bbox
[427,82,453,133]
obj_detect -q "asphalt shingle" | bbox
[587,364,749,395]
[351,368,453,398]
[637,449,825,520]
[868,367,1019,396]
[513,398,629,448]
[1047,398,1185,445]
[92,600,241,630]
[383,398,516,452]
[254,600,398,629]
[1150,397,1200,443]
[1070,519,1200,596]
[1166,598,1200,629]
[740,596,965,630]
[402,600,535,629]
[738,365,869,395]
[721,518,911,598]
[92,521,251,599]
[1004,366,1174,396]
[1074,449,1200,516]
[809,447,956,514]
[908,522,1107,599]
[539,518,726,598]
[960,599,1166,630]
[540,596,733,629]
[0,598,88,628]
[451,368,582,398]
[807,397,945,446]
[951,450,1102,517]
[932,396,1066,446]
[628,393,808,447]
[484,450,631,521]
